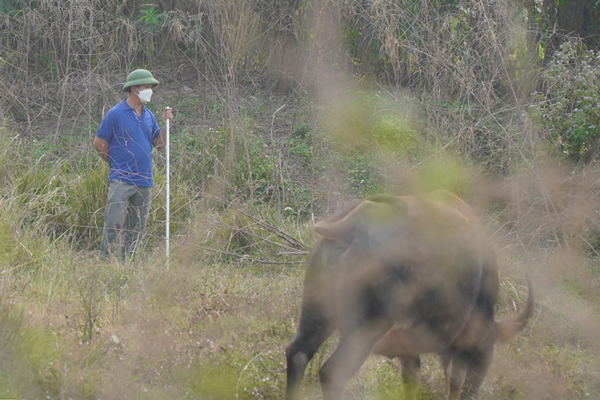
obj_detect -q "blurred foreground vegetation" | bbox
[1,0,600,398]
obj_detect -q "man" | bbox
[94,68,173,261]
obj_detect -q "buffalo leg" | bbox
[400,356,421,400]
[318,322,391,400]
[461,348,493,399]
[440,351,452,376]
[286,306,333,400]
[446,353,467,400]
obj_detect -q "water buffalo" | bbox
[286,191,534,400]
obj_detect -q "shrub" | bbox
[321,90,430,197]
[531,40,600,160]
[0,304,63,399]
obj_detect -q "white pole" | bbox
[165,110,170,265]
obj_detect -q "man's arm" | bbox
[153,125,166,149]
[94,137,109,163]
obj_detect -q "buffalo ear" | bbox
[314,201,373,242]
[313,216,355,242]
[314,220,346,241]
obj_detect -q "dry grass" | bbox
[2,158,600,399]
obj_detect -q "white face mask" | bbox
[136,88,153,104]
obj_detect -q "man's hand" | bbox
[155,107,174,149]
[162,106,173,124]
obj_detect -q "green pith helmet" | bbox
[122,69,160,91]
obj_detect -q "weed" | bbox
[179,359,241,398]
[0,303,63,399]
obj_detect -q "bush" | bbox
[320,90,430,197]
[531,40,600,160]
[0,304,63,399]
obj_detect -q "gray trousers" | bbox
[99,180,152,261]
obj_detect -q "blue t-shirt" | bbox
[96,100,161,187]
